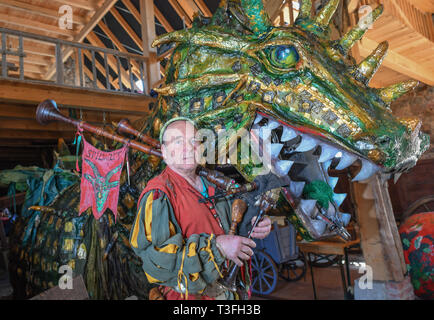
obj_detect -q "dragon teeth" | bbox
[299,199,317,215]
[318,144,340,163]
[327,176,339,190]
[312,220,327,235]
[281,126,297,142]
[258,127,272,140]
[322,159,332,172]
[271,143,284,158]
[295,134,317,152]
[253,114,263,125]
[274,160,294,176]
[352,158,380,182]
[333,193,347,207]
[267,120,280,130]
[289,181,305,198]
[339,213,351,226]
[335,151,358,170]
[326,202,336,217]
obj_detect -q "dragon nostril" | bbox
[376,136,391,147]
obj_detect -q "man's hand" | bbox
[216,235,256,267]
[250,216,272,239]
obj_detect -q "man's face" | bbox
[161,121,200,172]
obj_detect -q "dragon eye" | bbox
[267,45,299,69]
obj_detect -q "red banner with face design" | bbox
[78,137,127,220]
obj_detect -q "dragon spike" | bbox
[298,0,313,20]
[353,41,388,85]
[315,0,340,27]
[379,80,419,103]
[338,4,383,55]
[240,0,272,35]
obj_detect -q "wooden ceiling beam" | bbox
[0,129,75,140]
[52,0,99,12]
[82,49,120,90]
[0,118,74,132]
[86,32,135,89]
[122,0,141,22]
[110,7,143,50]
[168,0,192,27]
[0,78,155,115]
[44,0,119,80]
[194,0,212,17]
[358,37,434,86]
[6,37,55,58]
[97,21,144,77]
[0,13,76,38]
[154,5,174,32]
[177,0,200,20]
[82,61,108,90]
[406,0,434,13]
[0,0,87,26]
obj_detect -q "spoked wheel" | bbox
[310,254,340,268]
[251,250,278,295]
[400,195,434,223]
[279,253,306,282]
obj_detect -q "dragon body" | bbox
[8,0,429,299]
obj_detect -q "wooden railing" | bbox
[0,27,151,95]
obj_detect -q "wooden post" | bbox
[140,0,160,93]
[353,174,407,282]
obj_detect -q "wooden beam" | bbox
[406,0,434,13]
[122,0,141,22]
[0,118,73,132]
[194,0,212,17]
[45,0,119,80]
[82,65,106,89]
[6,37,55,58]
[97,21,144,79]
[52,0,99,12]
[110,7,143,50]
[0,129,75,140]
[265,0,286,21]
[0,78,155,115]
[177,0,200,20]
[86,32,134,89]
[0,13,76,38]
[82,50,120,90]
[168,0,192,27]
[0,0,87,26]
[154,5,174,32]
[140,0,160,91]
[359,37,434,85]
[347,0,359,14]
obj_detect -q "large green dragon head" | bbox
[147,0,429,240]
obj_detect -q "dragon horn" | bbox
[105,163,123,182]
[338,4,383,55]
[240,0,272,35]
[297,0,312,20]
[353,41,388,85]
[379,80,419,103]
[85,159,101,178]
[315,0,340,27]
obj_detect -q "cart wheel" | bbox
[279,253,306,282]
[400,195,434,223]
[251,250,278,295]
[310,254,340,268]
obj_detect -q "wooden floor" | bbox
[0,253,364,300]
[252,266,361,300]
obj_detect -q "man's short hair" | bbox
[159,117,196,144]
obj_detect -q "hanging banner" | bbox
[78,136,127,220]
